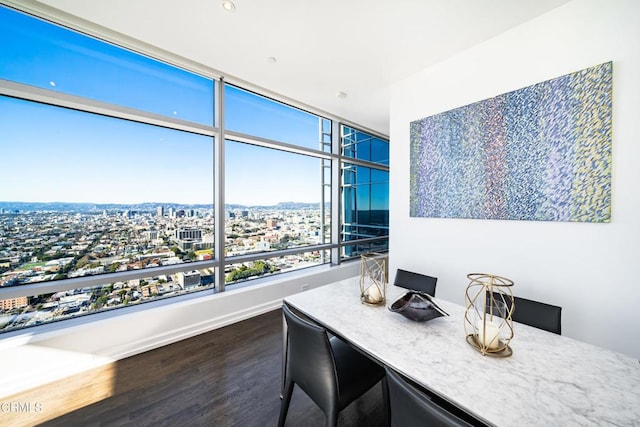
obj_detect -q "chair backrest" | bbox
[512,296,562,335]
[393,269,437,296]
[282,303,338,410]
[386,368,473,427]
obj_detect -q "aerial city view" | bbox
[0,6,387,334]
[0,202,328,331]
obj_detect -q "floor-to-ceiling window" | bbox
[0,4,388,333]
[0,4,218,330]
[223,85,333,286]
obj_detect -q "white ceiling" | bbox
[32,0,571,135]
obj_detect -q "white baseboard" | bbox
[106,297,283,361]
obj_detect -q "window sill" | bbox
[0,261,359,398]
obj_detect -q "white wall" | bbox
[389,0,640,358]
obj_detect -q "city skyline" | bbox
[0,201,327,331]
[0,200,326,211]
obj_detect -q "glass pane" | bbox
[225,250,330,286]
[0,96,214,286]
[321,119,332,144]
[321,159,332,245]
[225,140,326,257]
[225,85,328,151]
[0,268,215,332]
[0,5,213,125]
[341,163,389,247]
[356,165,372,185]
[371,137,390,165]
[341,125,389,166]
[341,240,389,260]
[371,183,390,219]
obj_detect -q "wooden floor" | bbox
[4,309,385,427]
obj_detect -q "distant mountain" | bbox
[275,202,322,210]
[0,201,324,213]
[0,201,100,213]
[225,202,323,210]
[0,201,210,213]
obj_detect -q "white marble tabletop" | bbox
[284,277,640,427]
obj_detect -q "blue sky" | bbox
[0,5,325,206]
[1,96,214,205]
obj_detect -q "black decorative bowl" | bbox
[389,292,448,322]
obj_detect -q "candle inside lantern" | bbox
[477,320,501,350]
[366,284,382,303]
[464,273,514,357]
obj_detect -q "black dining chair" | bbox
[279,303,386,427]
[511,296,562,335]
[393,269,437,296]
[489,293,562,335]
[385,367,474,427]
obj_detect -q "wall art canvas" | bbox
[410,61,612,222]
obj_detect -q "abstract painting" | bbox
[410,61,612,222]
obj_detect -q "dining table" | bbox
[283,276,640,426]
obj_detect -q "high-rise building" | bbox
[177,271,201,289]
[175,229,202,240]
[174,228,212,251]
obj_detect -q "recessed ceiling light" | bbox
[267,57,277,64]
[222,0,236,12]
[337,91,348,100]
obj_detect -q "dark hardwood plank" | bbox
[3,309,384,426]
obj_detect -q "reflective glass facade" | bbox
[341,126,390,258]
[342,125,389,166]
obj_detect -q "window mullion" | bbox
[331,119,341,265]
[215,78,226,292]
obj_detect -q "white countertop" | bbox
[284,277,640,426]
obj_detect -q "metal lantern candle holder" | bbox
[360,253,387,305]
[464,273,515,357]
